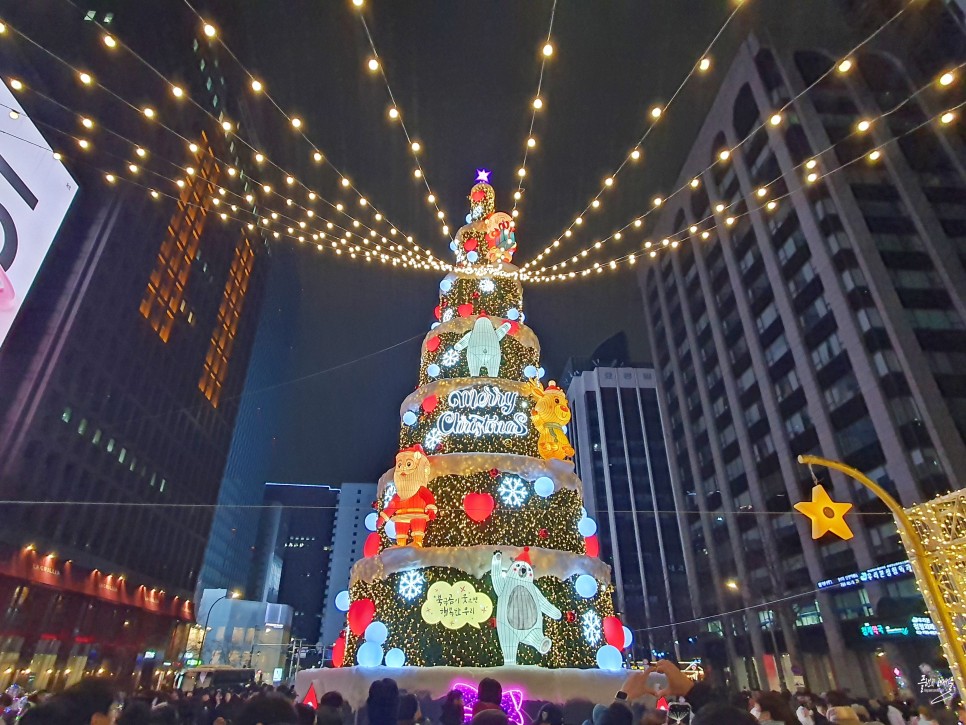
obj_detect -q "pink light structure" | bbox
[451,681,525,725]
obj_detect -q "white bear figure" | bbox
[490,548,561,665]
[453,315,512,377]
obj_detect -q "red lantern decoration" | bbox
[538,528,549,540]
[434,305,442,321]
[565,610,576,623]
[463,492,495,522]
[363,532,381,558]
[488,617,497,628]
[603,616,624,649]
[464,238,478,252]
[488,468,499,478]
[332,633,346,668]
[426,336,441,353]
[422,395,438,414]
[348,599,376,636]
[457,303,474,318]
[585,535,600,557]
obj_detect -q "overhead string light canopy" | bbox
[353,2,452,241]
[509,0,557,223]
[183,0,442,264]
[525,0,921,280]
[526,93,966,282]
[518,0,747,273]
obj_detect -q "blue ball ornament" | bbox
[365,512,378,532]
[384,648,406,668]
[450,241,458,251]
[622,626,634,649]
[537,366,545,378]
[440,279,453,293]
[431,322,441,330]
[523,365,538,379]
[364,620,388,645]
[467,251,479,263]
[426,364,441,378]
[334,590,351,612]
[507,308,520,321]
[575,574,599,598]
[465,213,473,223]
[385,520,397,539]
[403,410,418,425]
[596,644,624,671]
[356,641,384,668]
[534,476,554,498]
[578,517,598,537]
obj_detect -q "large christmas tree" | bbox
[332,172,628,671]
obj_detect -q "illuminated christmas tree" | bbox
[331,172,629,671]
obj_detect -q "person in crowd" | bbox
[366,678,400,724]
[757,691,800,725]
[293,702,315,725]
[533,702,563,725]
[150,703,181,725]
[235,692,299,725]
[397,693,421,725]
[47,678,119,725]
[439,689,465,725]
[214,691,241,723]
[315,691,347,725]
[470,710,508,725]
[474,678,503,716]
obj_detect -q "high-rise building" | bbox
[639,9,966,694]
[0,2,269,689]
[320,482,377,651]
[565,362,695,664]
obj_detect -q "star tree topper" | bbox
[794,484,854,540]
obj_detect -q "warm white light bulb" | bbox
[939,71,956,87]
[856,119,871,132]
[690,178,700,189]
[368,58,379,72]
[941,111,956,125]
[251,79,263,92]
[414,168,422,178]
[718,149,730,161]
[527,137,536,148]
[517,167,526,177]
[341,178,350,187]
[769,113,782,126]
[291,117,302,128]
[221,120,232,131]
[411,141,421,153]
[427,194,436,204]
[103,34,117,48]
[653,196,663,207]
[388,107,399,120]
[533,97,543,110]
[542,42,554,57]
[203,23,216,38]
[81,117,93,129]
[837,58,852,74]
[136,147,146,157]
[9,78,23,91]
[313,151,323,162]
[604,177,614,187]
[143,107,155,118]
[868,149,881,162]
[650,106,663,119]
[630,148,641,160]
[698,57,711,72]
[79,72,93,85]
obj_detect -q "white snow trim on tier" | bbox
[350,545,611,587]
[400,378,534,419]
[423,317,539,356]
[376,454,578,498]
[294,665,628,710]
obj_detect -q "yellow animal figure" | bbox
[527,379,575,461]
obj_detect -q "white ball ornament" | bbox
[431,322,441,330]
[356,641,384,668]
[507,307,520,320]
[596,644,624,671]
[450,240,458,252]
[365,512,378,532]
[426,364,441,378]
[385,520,397,539]
[578,517,598,537]
[467,250,479,262]
[403,410,418,425]
[537,366,545,378]
[334,590,351,612]
[364,620,388,645]
[575,574,599,598]
[622,626,634,649]
[384,647,406,668]
[523,365,538,379]
[580,507,588,518]
[534,476,554,498]
[440,279,453,293]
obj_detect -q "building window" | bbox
[61,407,72,423]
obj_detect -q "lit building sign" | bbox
[860,616,938,639]
[0,79,78,351]
[817,560,912,590]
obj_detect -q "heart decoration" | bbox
[463,492,495,522]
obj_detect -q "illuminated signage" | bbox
[435,386,528,437]
[0,79,78,351]
[860,616,938,639]
[817,560,912,590]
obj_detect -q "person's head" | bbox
[18,704,71,725]
[56,678,118,725]
[319,692,343,709]
[235,693,299,725]
[757,691,797,725]
[294,702,315,725]
[598,702,634,725]
[398,693,419,720]
[440,690,465,723]
[117,700,151,725]
[367,678,400,722]
[0,693,13,708]
[534,703,563,725]
[691,704,759,725]
[148,703,179,725]
[478,678,502,707]
[826,691,852,708]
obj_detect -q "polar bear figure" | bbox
[490,548,562,665]
[454,315,512,377]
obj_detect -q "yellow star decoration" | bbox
[794,484,854,540]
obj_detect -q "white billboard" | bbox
[0,78,78,351]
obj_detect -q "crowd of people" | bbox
[2,660,964,725]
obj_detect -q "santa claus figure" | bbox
[380,445,438,546]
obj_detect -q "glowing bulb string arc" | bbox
[519,0,741,270]
[0,95,425,269]
[521,0,917,272]
[354,8,450,239]
[528,97,966,282]
[510,0,557,221]
[527,58,966,279]
[58,0,442,267]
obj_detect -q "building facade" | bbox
[0,2,269,689]
[565,363,695,664]
[639,15,966,694]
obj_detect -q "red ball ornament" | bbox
[426,336,441,353]
[464,238,478,252]
[538,528,549,539]
[457,303,474,318]
[488,468,499,478]
[463,492,495,522]
[332,632,346,668]
[585,535,600,558]
[471,189,486,203]
[363,532,381,558]
[603,616,625,649]
[422,395,439,414]
[434,305,442,321]
[472,292,480,299]
[348,598,376,636]
[565,610,576,623]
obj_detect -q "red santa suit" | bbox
[381,488,437,545]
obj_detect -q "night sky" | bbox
[34,1,847,484]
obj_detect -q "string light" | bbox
[250,79,263,92]
[78,71,92,85]
[290,117,302,128]
[102,34,116,48]
[698,57,711,72]
[9,79,23,91]
[202,22,216,38]
[532,97,544,110]
[142,106,155,119]
[649,105,663,119]
[171,85,184,98]
[856,119,872,132]
[837,58,853,74]
[769,113,783,126]
[939,71,956,87]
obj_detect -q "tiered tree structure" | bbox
[332,172,630,671]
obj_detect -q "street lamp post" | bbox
[797,454,966,698]
[199,591,240,664]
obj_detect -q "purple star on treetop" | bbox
[475,168,491,184]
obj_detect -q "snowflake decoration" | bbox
[581,610,602,645]
[479,278,495,293]
[424,428,444,451]
[497,476,529,507]
[442,308,455,323]
[382,481,396,508]
[441,348,460,367]
[398,570,425,601]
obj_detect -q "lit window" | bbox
[61,407,72,423]
[106,438,115,453]
[77,419,88,436]
[119,448,126,464]
[103,12,113,23]
[92,429,102,445]
[160,479,166,492]
[84,10,95,20]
